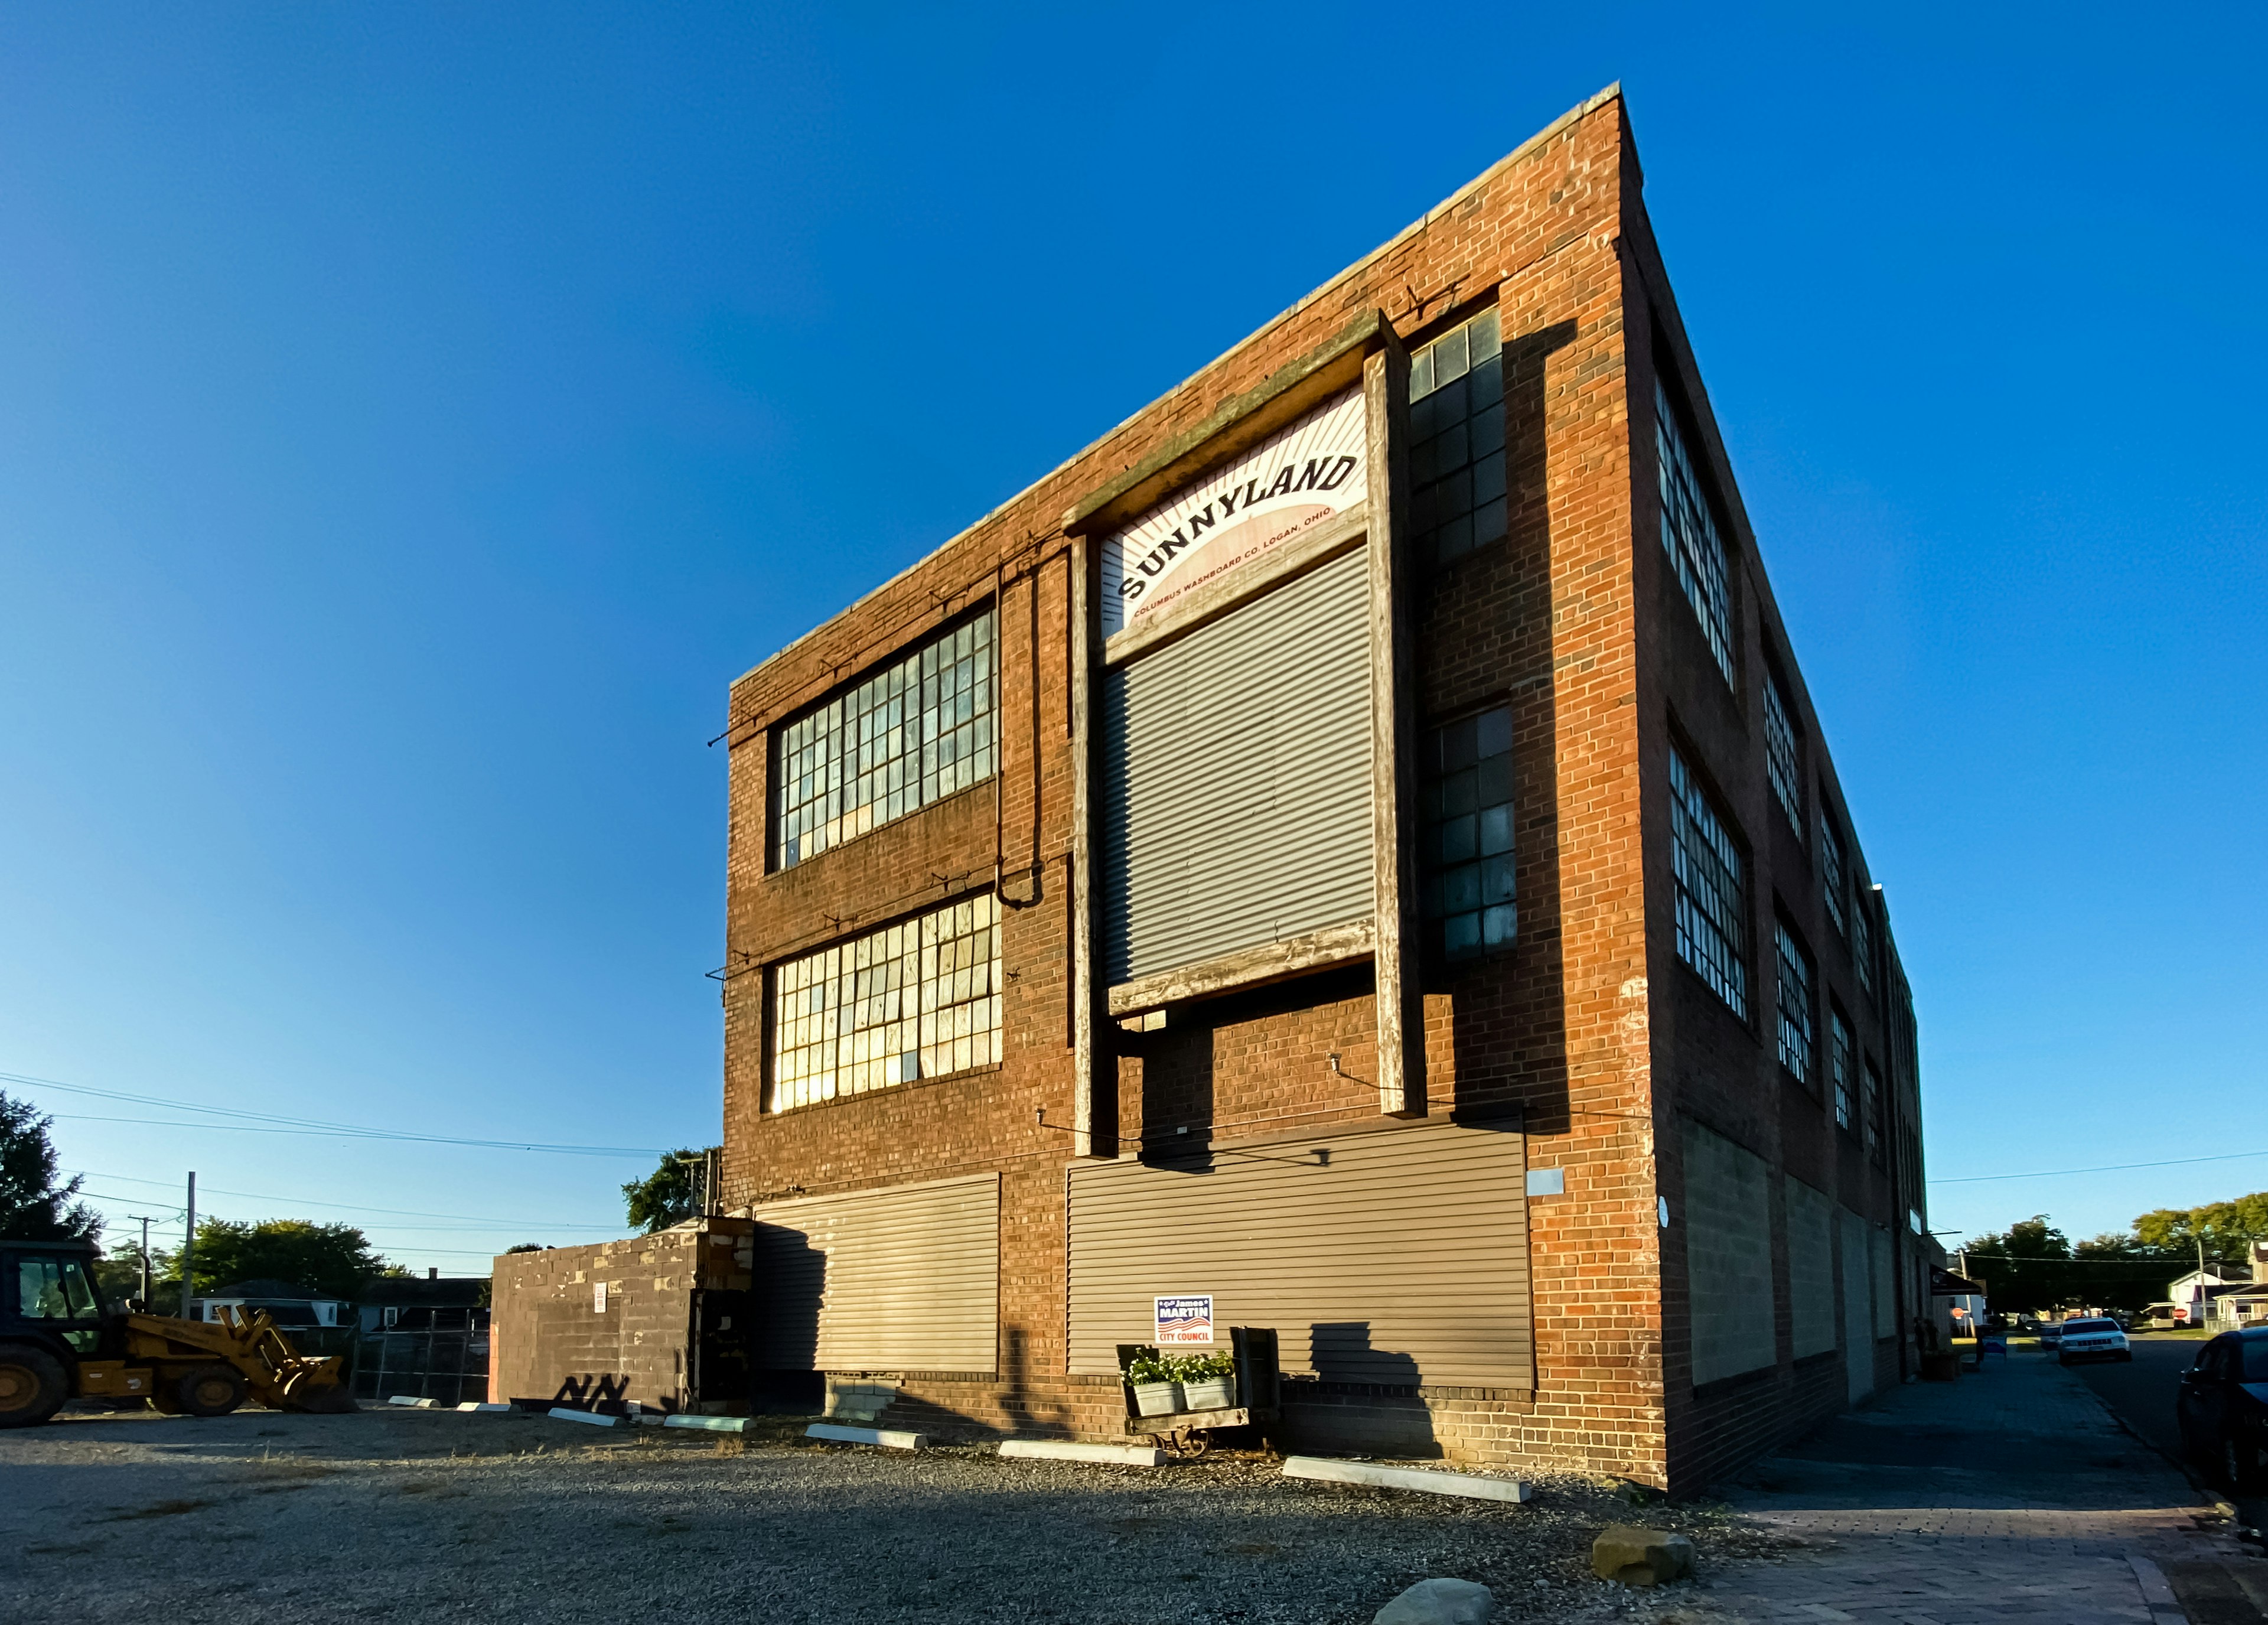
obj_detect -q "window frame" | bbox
[1818,807,1848,940]
[1774,917,1816,1087]
[768,607,1000,872]
[1422,701,1517,966]
[1407,305,1508,569]
[1653,370,1736,688]
[764,891,1005,1114]
[1829,1004,1856,1133]
[1761,659,1804,839]
[1668,743,1751,1021]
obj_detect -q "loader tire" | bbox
[0,1344,69,1428]
[173,1363,248,1418]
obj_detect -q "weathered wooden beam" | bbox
[1366,338,1425,1119]
[1106,920,1376,1017]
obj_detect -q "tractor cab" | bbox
[2,1239,121,1360]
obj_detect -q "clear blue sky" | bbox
[1,7,2260,1272]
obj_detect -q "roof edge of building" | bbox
[730,80,1627,696]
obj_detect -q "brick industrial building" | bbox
[713,86,1928,1492]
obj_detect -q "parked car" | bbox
[2176,1326,2268,1493]
[2055,1317,2130,1364]
[2038,1321,2067,1351]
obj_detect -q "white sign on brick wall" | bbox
[1101,387,1368,636]
[592,1281,608,1313]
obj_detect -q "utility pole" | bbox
[180,1173,196,1320]
[126,1214,153,1305]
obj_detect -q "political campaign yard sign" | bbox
[1153,1295,1215,1345]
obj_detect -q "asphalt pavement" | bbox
[2073,1334,2208,1467]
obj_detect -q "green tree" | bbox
[0,1090,100,1242]
[622,1149,701,1233]
[180,1219,391,1298]
[2133,1191,2268,1270]
[504,1243,545,1254]
[1962,1215,2074,1313]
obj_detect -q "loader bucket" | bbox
[281,1366,360,1414]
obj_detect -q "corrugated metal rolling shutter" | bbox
[1067,1119,1531,1388]
[750,1173,998,1373]
[1102,543,1373,986]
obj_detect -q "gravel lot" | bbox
[0,1405,1779,1624]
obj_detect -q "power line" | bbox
[4,1069,669,1159]
[1928,1148,2268,1185]
[67,1168,621,1229]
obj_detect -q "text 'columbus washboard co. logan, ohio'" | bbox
[1099,387,1369,637]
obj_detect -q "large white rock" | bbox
[1373,1578,1495,1625]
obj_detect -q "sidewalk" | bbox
[1688,1350,2259,1625]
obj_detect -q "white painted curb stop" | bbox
[1282,1456,1531,1503]
[663,1414,751,1433]
[548,1406,622,1427]
[455,1402,513,1412]
[806,1422,926,1449]
[387,1396,438,1408]
[999,1439,1166,1467]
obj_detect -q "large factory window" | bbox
[771,610,996,869]
[1762,664,1803,836]
[1775,921,1815,1084]
[1409,308,1507,566]
[1670,746,1749,1018]
[1654,379,1734,685]
[1829,1007,1856,1131]
[1425,704,1515,961]
[767,893,1001,1112]
[1817,809,1847,939]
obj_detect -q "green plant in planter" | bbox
[1126,1353,1178,1386]
[1171,1351,1236,1380]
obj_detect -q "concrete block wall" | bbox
[489,1220,753,1411]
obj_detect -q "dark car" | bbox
[2175,1326,2268,1493]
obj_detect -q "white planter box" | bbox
[1132,1381,1184,1416]
[1180,1375,1235,1411]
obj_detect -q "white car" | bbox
[2056,1317,2132,1365]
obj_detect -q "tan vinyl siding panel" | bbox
[1101,543,1374,985]
[1067,1119,1531,1388]
[750,1173,999,1373]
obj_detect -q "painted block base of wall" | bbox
[662,1414,751,1433]
[1282,1455,1531,1503]
[998,1438,1166,1467]
[806,1422,926,1449]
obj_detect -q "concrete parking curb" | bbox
[663,1414,751,1433]
[806,1422,926,1449]
[548,1406,621,1427]
[999,1439,1166,1467]
[1282,1456,1531,1502]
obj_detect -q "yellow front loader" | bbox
[75,1307,360,1417]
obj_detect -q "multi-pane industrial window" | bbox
[1818,811,1847,937]
[1409,308,1507,567]
[1775,923,1814,1083]
[767,893,1001,1112]
[1829,1009,1855,1131]
[1852,891,1874,997]
[1670,747,1748,1018]
[1762,667,1802,836]
[1862,1057,1884,1165]
[1655,380,1734,685]
[1425,705,1514,962]
[772,611,998,869]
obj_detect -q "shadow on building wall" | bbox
[1435,318,1578,1143]
[1283,1320,1441,1458]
